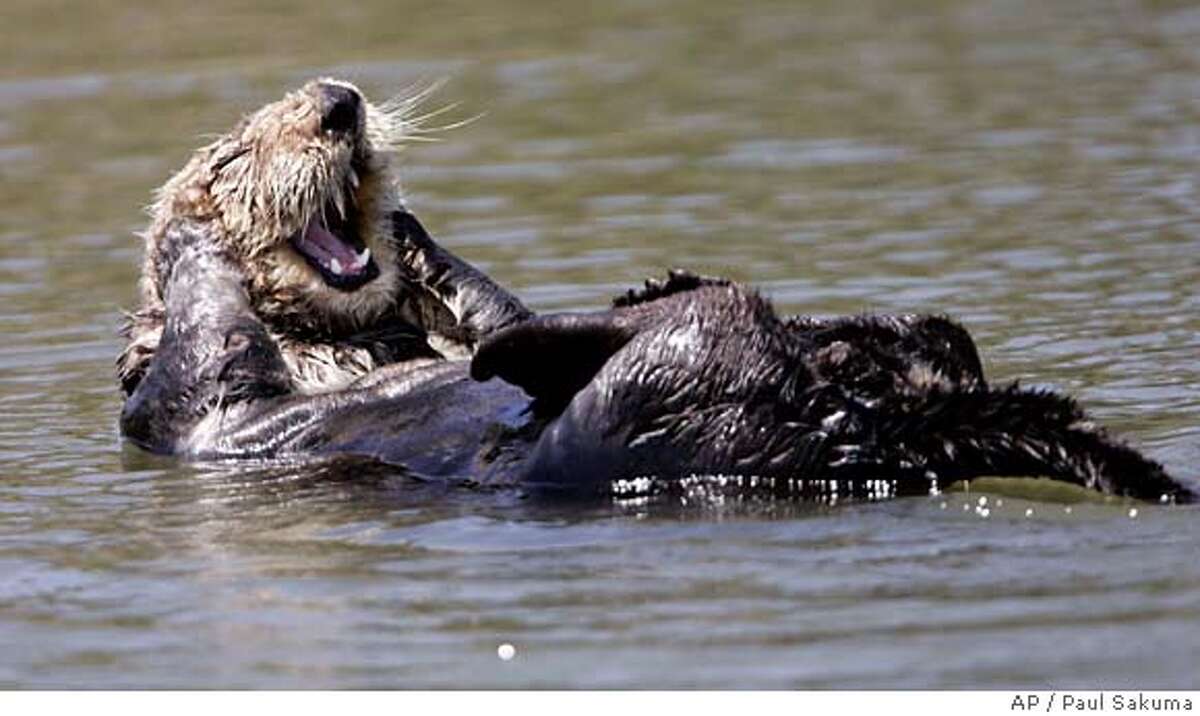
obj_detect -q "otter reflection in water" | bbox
[118,79,1196,504]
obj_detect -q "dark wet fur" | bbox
[120,233,1197,504]
[475,273,1194,503]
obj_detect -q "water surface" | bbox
[2,0,1199,688]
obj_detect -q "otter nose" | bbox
[319,83,360,134]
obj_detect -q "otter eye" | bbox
[319,83,360,135]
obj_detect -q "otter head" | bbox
[146,78,416,333]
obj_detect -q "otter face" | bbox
[149,78,415,332]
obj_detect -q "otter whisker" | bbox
[380,78,449,118]
[367,78,456,150]
[380,135,442,145]
[384,135,444,144]
[402,101,464,127]
[404,103,483,136]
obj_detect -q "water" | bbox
[2,0,1199,689]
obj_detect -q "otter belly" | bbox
[296,363,536,483]
[183,361,539,485]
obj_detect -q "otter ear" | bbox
[470,312,638,410]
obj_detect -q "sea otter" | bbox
[116,79,1197,504]
[117,79,529,397]
[119,225,1194,503]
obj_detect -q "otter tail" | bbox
[858,384,1197,504]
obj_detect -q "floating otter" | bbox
[119,230,1195,503]
[117,80,1197,504]
[118,79,529,397]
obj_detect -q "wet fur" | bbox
[474,272,1194,503]
[119,235,1196,504]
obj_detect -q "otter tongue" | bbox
[296,219,368,275]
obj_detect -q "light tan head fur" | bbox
[140,78,427,335]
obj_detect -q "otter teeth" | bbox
[345,173,360,208]
[327,250,368,277]
[332,189,347,221]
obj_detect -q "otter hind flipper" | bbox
[858,384,1197,503]
[613,269,733,308]
[788,313,987,390]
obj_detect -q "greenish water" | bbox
[2,0,1199,688]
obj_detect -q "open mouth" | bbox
[288,189,380,292]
